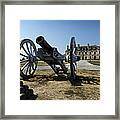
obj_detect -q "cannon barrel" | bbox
[36,36,53,54]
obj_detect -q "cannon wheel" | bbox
[20,39,38,79]
[70,37,77,80]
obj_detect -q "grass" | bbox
[34,69,100,78]
[35,69,54,76]
[21,69,100,100]
[88,60,100,66]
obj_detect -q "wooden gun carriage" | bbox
[20,36,80,83]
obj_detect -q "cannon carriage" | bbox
[20,36,80,83]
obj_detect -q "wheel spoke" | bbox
[31,63,35,70]
[25,63,30,75]
[21,45,29,56]
[20,59,29,63]
[32,50,35,56]
[26,42,31,55]
[20,53,28,58]
[29,64,32,74]
[21,62,29,71]
[30,44,33,55]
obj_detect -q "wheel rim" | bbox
[70,37,77,80]
[20,39,37,78]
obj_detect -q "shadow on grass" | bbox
[75,75,100,85]
[20,81,38,100]
[21,73,99,86]
[64,75,100,100]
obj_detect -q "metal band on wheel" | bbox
[70,37,77,80]
[20,39,38,79]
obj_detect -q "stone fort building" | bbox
[65,44,100,60]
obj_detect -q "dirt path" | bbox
[37,60,100,71]
[77,60,100,70]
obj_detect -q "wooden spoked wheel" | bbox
[70,37,77,80]
[20,39,38,79]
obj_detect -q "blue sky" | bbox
[20,20,100,54]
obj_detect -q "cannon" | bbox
[20,36,80,83]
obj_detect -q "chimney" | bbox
[87,43,90,50]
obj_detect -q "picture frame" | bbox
[0,0,119,119]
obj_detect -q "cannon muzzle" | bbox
[36,36,53,54]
